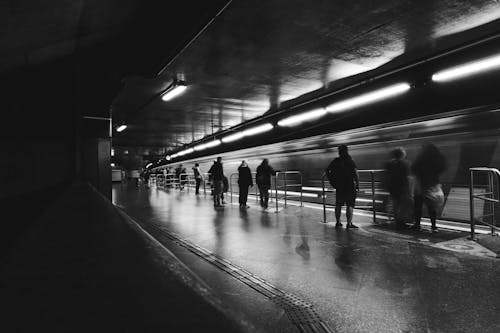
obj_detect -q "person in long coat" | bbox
[238,160,253,208]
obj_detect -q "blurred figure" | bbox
[385,147,412,228]
[141,168,150,188]
[208,157,225,207]
[192,163,204,195]
[238,160,253,208]
[256,159,276,209]
[325,145,359,229]
[411,144,447,232]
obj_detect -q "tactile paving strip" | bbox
[144,222,333,333]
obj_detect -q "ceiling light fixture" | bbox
[177,148,194,156]
[116,124,127,132]
[194,139,221,151]
[432,53,500,82]
[277,108,327,127]
[326,82,411,114]
[221,123,274,143]
[161,80,188,101]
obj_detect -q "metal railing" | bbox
[469,167,500,239]
[321,169,384,223]
[274,171,303,210]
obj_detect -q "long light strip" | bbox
[326,82,411,114]
[194,139,221,151]
[432,53,500,82]
[221,123,274,143]
[162,84,187,101]
[178,148,194,156]
[116,125,127,132]
[277,108,327,127]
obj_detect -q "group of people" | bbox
[325,143,447,232]
[206,157,276,208]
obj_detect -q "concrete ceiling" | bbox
[4,1,500,154]
[111,0,500,152]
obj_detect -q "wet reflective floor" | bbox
[113,183,500,333]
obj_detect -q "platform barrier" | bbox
[273,171,303,211]
[321,169,384,223]
[469,167,500,239]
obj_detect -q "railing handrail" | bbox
[469,166,500,239]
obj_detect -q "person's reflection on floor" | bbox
[295,220,310,261]
[334,232,358,283]
[239,208,251,232]
[261,211,272,228]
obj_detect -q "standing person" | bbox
[411,144,447,233]
[385,147,412,228]
[238,160,253,208]
[192,163,204,195]
[256,159,275,209]
[175,164,183,189]
[325,145,360,229]
[141,168,150,188]
[208,157,225,207]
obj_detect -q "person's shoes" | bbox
[335,222,342,229]
[346,224,359,229]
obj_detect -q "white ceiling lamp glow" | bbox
[221,123,273,143]
[326,82,411,114]
[194,139,221,151]
[161,81,187,101]
[432,54,500,82]
[277,108,327,127]
[177,148,194,156]
[116,125,127,132]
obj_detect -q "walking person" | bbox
[411,144,447,233]
[238,160,253,208]
[256,159,275,209]
[192,163,204,195]
[208,157,225,207]
[385,147,412,228]
[325,145,360,229]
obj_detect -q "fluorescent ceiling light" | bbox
[146,163,152,168]
[166,155,171,160]
[178,148,194,156]
[221,123,273,143]
[171,153,179,158]
[162,84,187,101]
[221,132,245,143]
[432,54,500,82]
[116,125,127,132]
[194,139,221,151]
[326,82,411,113]
[278,109,327,127]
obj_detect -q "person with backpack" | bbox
[325,145,359,229]
[192,163,204,195]
[256,159,276,209]
[208,157,225,207]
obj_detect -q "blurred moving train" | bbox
[153,104,500,224]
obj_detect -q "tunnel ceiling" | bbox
[111,0,500,152]
[4,1,500,154]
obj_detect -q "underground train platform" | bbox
[4,1,500,332]
[110,181,500,333]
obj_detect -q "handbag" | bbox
[424,184,445,212]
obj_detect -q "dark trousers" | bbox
[414,194,437,229]
[239,185,249,205]
[258,185,270,208]
[195,178,201,194]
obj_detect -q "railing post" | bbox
[371,171,376,223]
[322,176,327,223]
[275,175,279,213]
[300,173,303,207]
[284,172,288,208]
[469,170,476,240]
[230,173,234,203]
